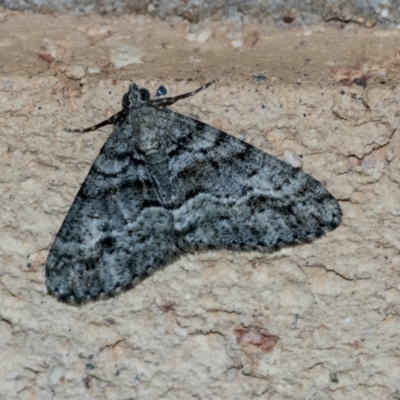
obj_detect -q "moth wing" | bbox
[46,126,178,304]
[160,111,342,252]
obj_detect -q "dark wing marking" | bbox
[46,125,179,304]
[155,109,342,252]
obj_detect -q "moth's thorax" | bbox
[137,125,163,156]
[122,105,165,162]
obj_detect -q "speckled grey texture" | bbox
[1,0,398,26]
[45,81,342,304]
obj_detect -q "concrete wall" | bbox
[1,11,400,400]
[1,0,399,26]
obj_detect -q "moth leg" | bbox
[64,110,127,133]
[151,79,216,107]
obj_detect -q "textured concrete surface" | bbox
[1,11,400,400]
[0,0,399,27]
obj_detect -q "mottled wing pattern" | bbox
[46,125,179,304]
[46,82,342,304]
[156,109,342,252]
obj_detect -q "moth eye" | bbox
[122,93,130,108]
[139,89,150,102]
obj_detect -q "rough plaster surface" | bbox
[1,11,400,400]
[0,0,399,27]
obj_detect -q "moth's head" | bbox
[122,83,151,109]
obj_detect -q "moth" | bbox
[46,80,342,304]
